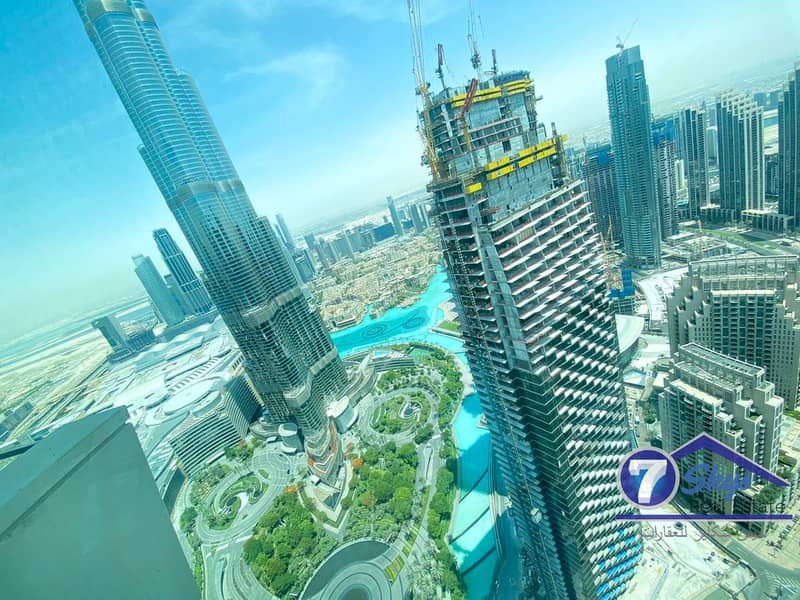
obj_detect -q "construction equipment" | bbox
[467,0,482,75]
[407,0,440,179]
[459,78,479,153]
[615,18,639,52]
[436,43,447,90]
[601,218,622,291]
[490,48,498,77]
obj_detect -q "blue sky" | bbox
[1,0,799,343]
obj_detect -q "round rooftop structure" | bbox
[278,422,298,437]
[162,378,218,416]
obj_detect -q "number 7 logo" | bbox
[617,448,679,508]
[629,459,667,504]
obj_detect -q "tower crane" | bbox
[467,0,481,75]
[407,0,440,180]
[615,18,639,52]
[436,43,447,90]
[459,78,479,154]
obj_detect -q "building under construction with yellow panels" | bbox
[421,70,641,599]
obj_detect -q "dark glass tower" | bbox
[74,0,347,482]
[605,46,661,269]
[132,254,185,326]
[779,67,800,226]
[153,228,213,315]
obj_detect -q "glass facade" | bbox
[605,46,662,269]
[74,0,347,482]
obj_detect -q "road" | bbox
[185,447,299,600]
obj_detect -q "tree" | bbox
[389,487,413,521]
[362,492,376,509]
[180,506,198,532]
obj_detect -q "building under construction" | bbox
[410,15,641,597]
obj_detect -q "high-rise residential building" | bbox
[659,343,783,515]
[0,408,199,599]
[333,233,355,261]
[132,254,185,326]
[652,119,679,239]
[679,107,710,219]
[91,314,130,358]
[275,213,296,250]
[584,143,622,245]
[75,0,347,483]
[153,228,214,315]
[410,203,426,234]
[667,255,800,410]
[164,272,193,316]
[779,67,800,225]
[717,91,765,215]
[387,195,404,237]
[421,70,640,599]
[606,46,661,269]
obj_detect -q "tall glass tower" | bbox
[605,46,661,269]
[132,254,185,326]
[153,228,213,315]
[420,69,640,598]
[74,0,347,482]
[779,67,800,226]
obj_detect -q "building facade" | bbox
[387,195,404,237]
[659,343,783,514]
[679,107,710,220]
[75,0,347,483]
[717,91,765,215]
[779,67,800,226]
[421,70,640,599]
[584,144,622,245]
[652,119,679,239]
[667,256,800,410]
[132,254,185,326]
[168,372,261,476]
[153,228,214,315]
[0,408,199,599]
[606,46,662,269]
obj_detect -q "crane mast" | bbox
[407,0,440,180]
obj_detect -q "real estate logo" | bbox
[616,433,794,522]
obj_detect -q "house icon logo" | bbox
[616,433,793,522]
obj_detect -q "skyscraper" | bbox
[153,228,213,315]
[659,343,783,517]
[387,195,404,237]
[779,67,800,226]
[132,254,185,326]
[717,91,765,214]
[421,70,640,599]
[606,46,661,269]
[652,118,679,239]
[584,144,622,245]
[667,255,800,410]
[91,314,130,358]
[275,213,296,250]
[679,107,710,220]
[409,203,426,234]
[75,0,347,483]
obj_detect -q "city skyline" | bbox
[1,0,799,342]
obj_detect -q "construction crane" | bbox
[467,0,481,75]
[407,0,440,179]
[490,48,498,77]
[615,18,639,52]
[435,43,447,90]
[459,78,479,153]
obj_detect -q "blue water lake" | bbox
[332,267,496,599]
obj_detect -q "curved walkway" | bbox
[358,386,437,446]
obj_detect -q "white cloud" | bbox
[224,46,347,106]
